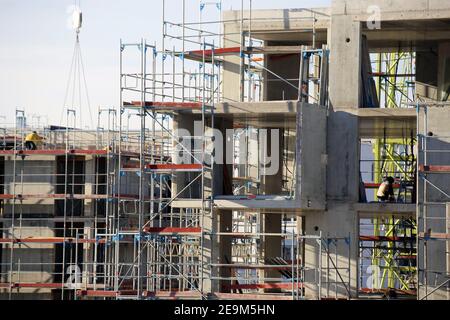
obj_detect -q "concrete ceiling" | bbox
[249,19,450,50]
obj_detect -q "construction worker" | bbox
[377,176,395,202]
[24,131,44,150]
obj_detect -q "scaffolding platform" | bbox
[142,227,202,235]
[225,282,303,290]
[0,149,108,156]
[0,237,107,244]
[123,101,205,111]
[419,165,450,173]
[418,232,450,240]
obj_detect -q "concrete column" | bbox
[201,209,232,294]
[172,113,199,198]
[259,212,282,289]
[259,128,283,289]
[329,15,361,108]
[196,116,233,294]
[222,11,242,102]
[300,12,361,299]
[437,42,450,101]
[447,203,450,300]
[84,157,95,217]
[303,206,357,299]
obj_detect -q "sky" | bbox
[0,0,330,128]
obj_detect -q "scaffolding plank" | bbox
[213,292,293,300]
[143,227,202,235]
[0,282,65,289]
[0,149,108,156]
[245,46,303,55]
[397,255,416,260]
[419,232,450,239]
[225,283,303,290]
[122,163,203,172]
[359,235,415,242]
[0,282,106,289]
[359,287,416,296]
[143,291,202,298]
[0,237,107,244]
[213,264,294,270]
[419,165,450,173]
[364,182,401,188]
[187,46,241,57]
[77,290,118,297]
[76,290,202,298]
[0,194,109,200]
[124,101,203,110]
[184,46,303,58]
[146,163,202,172]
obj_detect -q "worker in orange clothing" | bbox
[377,176,395,202]
[24,131,44,150]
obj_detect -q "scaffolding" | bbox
[0,116,116,299]
[416,102,450,300]
[358,48,418,297]
[0,0,350,300]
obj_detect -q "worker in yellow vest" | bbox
[377,176,395,202]
[24,131,44,150]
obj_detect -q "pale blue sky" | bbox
[0,0,330,127]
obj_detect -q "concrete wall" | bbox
[437,42,450,101]
[298,4,362,298]
[332,0,450,21]
[296,103,327,211]
[0,221,55,299]
[0,154,133,299]
[0,157,56,298]
[3,157,56,214]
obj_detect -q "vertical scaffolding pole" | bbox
[115,39,124,294]
[239,0,245,102]
[182,0,185,102]
[137,38,147,299]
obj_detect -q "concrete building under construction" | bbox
[0,0,449,300]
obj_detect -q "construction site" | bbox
[0,0,449,300]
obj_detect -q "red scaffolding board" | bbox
[124,101,202,110]
[225,283,303,290]
[213,264,293,270]
[122,163,203,172]
[143,227,202,234]
[0,237,107,244]
[419,165,450,173]
[359,235,415,242]
[0,194,109,200]
[77,290,118,297]
[0,149,108,156]
[0,193,146,200]
[0,282,65,289]
[146,163,202,171]
[359,287,416,296]
[213,292,292,300]
[187,46,241,57]
[76,290,202,298]
[364,183,401,188]
[419,232,450,239]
